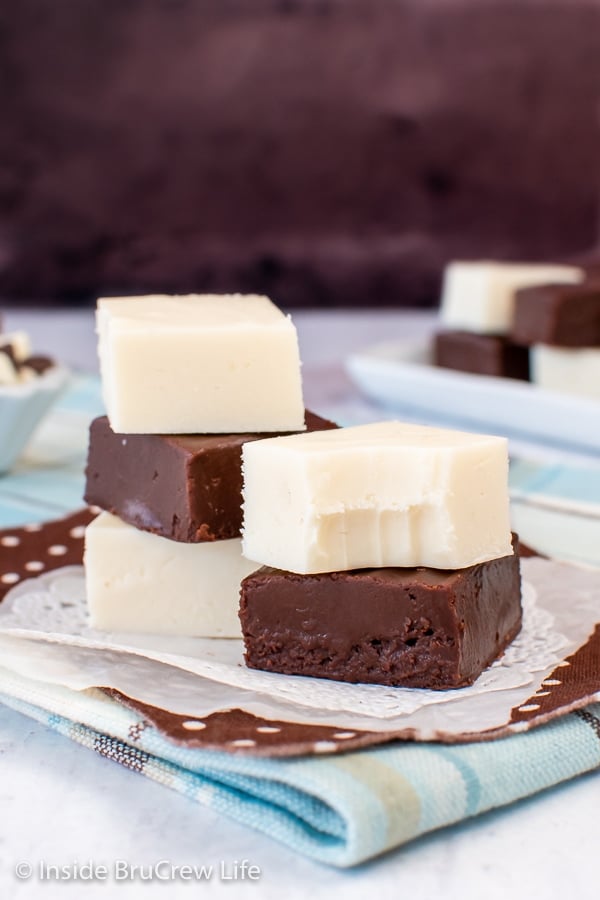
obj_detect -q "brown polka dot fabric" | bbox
[508,625,600,728]
[1,510,599,756]
[104,691,381,757]
[0,508,97,600]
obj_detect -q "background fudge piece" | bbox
[85,411,337,543]
[512,282,600,347]
[434,331,530,380]
[20,355,55,375]
[531,345,600,400]
[0,334,55,384]
[0,332,32,363]
[240,538,522,690]
[439,262,583,335]
[85,512,257,637]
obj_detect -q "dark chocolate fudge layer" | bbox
[512,282,600,347]
[84,411,337,542]
[434,331,530,380]
[240,540,522,690]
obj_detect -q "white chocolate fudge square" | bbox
[531,345,600,400]
[440,261,583,334]
[96,293,305,433]
[242,421,512,574]
[84,512,257,636]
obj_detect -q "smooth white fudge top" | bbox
[242,420,509,515]
[95,292,305,433]
[246,420,504,453]
[96,293,294,331]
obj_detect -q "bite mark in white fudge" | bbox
[242,420,513,574]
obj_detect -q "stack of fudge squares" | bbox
[83,290,522,691]
[83,293,336,637]
[434,261,600,399]
[239,420,522,690]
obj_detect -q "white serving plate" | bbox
[346,338,600,454]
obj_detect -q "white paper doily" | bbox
[0,557,598,739]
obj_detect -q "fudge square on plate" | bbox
[239,538,522,690]
[530,345,600,400]
[434,330,530,380]
[439,261,583,335]
[512,282,600,347]
[85,411,337,542]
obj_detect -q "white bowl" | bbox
[0,365,70,473]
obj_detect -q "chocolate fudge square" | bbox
[512,282,600,347]
[85,412,337,542]
[434,330,530,380]
[240,540,522,690]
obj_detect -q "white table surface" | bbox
[1,308,599,900]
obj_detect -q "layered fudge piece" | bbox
[530,345,600,400]
[85,411,337,542]
[96,293,305,433]
[512,282,600,347]
[85,512,258,637]
[440,261,583,334]
[242,421,513,574]
[239,538,522,690]
[434,330,530,380]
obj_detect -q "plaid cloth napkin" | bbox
[0,375,599,867]
[1,668,600,867]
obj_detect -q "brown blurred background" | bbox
[1,0,600,308]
